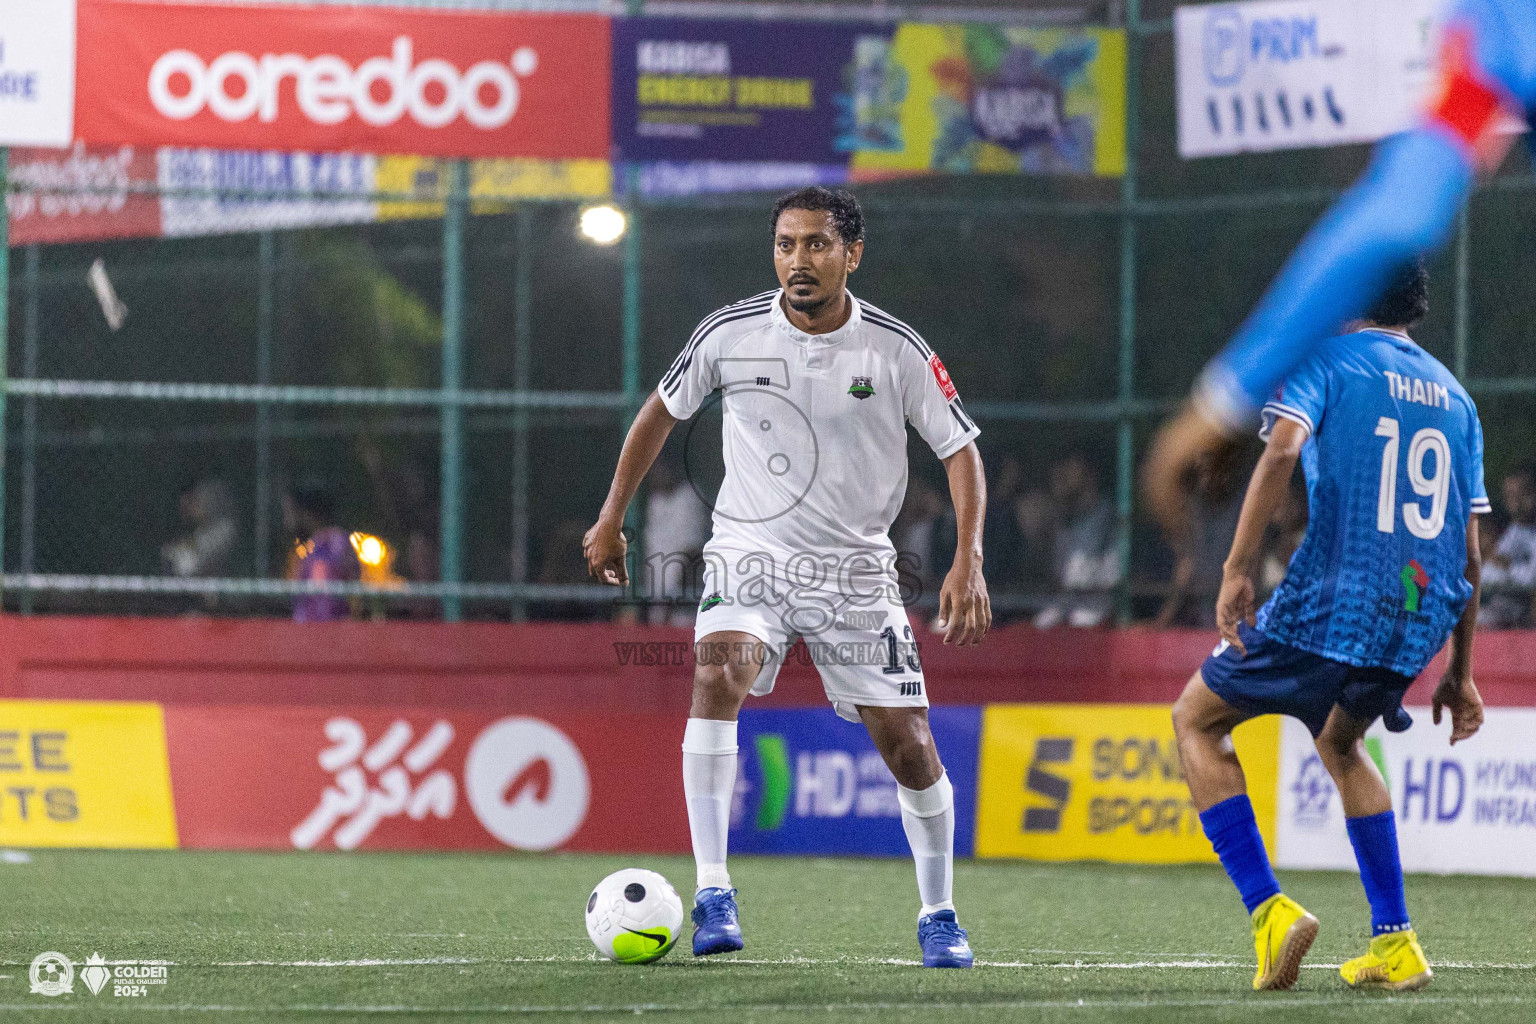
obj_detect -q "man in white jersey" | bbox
[584,187,990,967]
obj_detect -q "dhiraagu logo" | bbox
[753,734,791,830]
[1400,560,1429,612]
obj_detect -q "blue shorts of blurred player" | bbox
[1200,623,1415,739]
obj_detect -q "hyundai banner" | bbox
[74,0,611,159]
[1175,0,1444,158]
[1275,710,1536,877]
[730,707,982,857]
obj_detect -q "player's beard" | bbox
[785,278,844,317]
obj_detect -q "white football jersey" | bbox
[658,289,979,575]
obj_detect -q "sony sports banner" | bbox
[0,700,177,849]
[1275,709,1536,877]
[73,0,611,160]
[1175,0,1446,158]
[0,2,77,147]
[614,18,1127,196]
[975,704,1280,864]
[730,707,981,858]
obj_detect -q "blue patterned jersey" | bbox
[1256,330,1490,677]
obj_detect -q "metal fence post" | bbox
[254,230,275,577]
[440,159,468,622]
[1115,2,1143,625]
[510,206,533,622]
[20,244,38,613]
[1454,206,1471,380]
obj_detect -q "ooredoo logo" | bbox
[147,37,540,131]
[464,717,591,850]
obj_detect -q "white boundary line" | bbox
[0,995,1527,1013]
[2,954,1530,970]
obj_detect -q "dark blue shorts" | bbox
[1200,624,1416,738]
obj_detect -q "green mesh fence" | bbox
[4,0,1536,623]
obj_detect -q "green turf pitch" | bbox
[0,851,1531,1022]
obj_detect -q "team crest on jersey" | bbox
[848,376,875,400]
[1399,560,1429,613]
[928,354,958,400]
[700,592,724,613]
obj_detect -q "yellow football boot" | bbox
[1250,894,1319,991]
[1339,930,1433,992]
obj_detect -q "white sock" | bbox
[898,771,955,919]
[682,717,737,895]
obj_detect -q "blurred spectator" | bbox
[284,480,360,623]
[1482,464,1536,627]
[931,452,1025,606]
[1154,447,1246,628]
[1259,483,1309,598]
[642,458,711,625]
[360,442,440,584]
[162,478,238,580]
[532,519,607,621]
[361,442,439,619]
[893,476,945,601]
[1034,454,1121,629]
[1015,488,1057,593]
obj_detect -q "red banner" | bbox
[164,706,687,852]
[74,1,611,159]
[7,145,162,245]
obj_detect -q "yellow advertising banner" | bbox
[976,704,1279,863]
[376,156,613,220]
[0,701,178,849]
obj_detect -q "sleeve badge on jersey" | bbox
[929,354,958,401]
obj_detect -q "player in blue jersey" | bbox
[1170,265,1487,993]
[1146,0,1536,531]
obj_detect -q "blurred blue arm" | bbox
[1197,127,1475,427]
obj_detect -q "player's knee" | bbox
[1171,684,1206,743]
[1315,730,1365,773]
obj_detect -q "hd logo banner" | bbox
[1275,708,1536,877]
[0,700,177,848]
[975,703,1279,863]
[730,707,981,857]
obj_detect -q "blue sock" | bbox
[1199,795,1282,915]
[1346,811,1411,935]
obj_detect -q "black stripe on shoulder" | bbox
[663,297,775,390]
[950,399,975,432]
[664,292,778,376]
[862,306,934,360]
[663,305,774,396]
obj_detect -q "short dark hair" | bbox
[771,186,865,246]
[287,479,335,523]
[1365,261,1430,328]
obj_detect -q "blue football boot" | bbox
[918,909,974,968]
[691,887,744,956]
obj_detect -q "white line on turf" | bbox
[0,995,1526,1013]
[3,954,1528,971]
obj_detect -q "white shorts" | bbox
[692,558,928,723]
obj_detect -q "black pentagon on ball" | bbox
[624,882,647,903]
[587,891,598,913]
